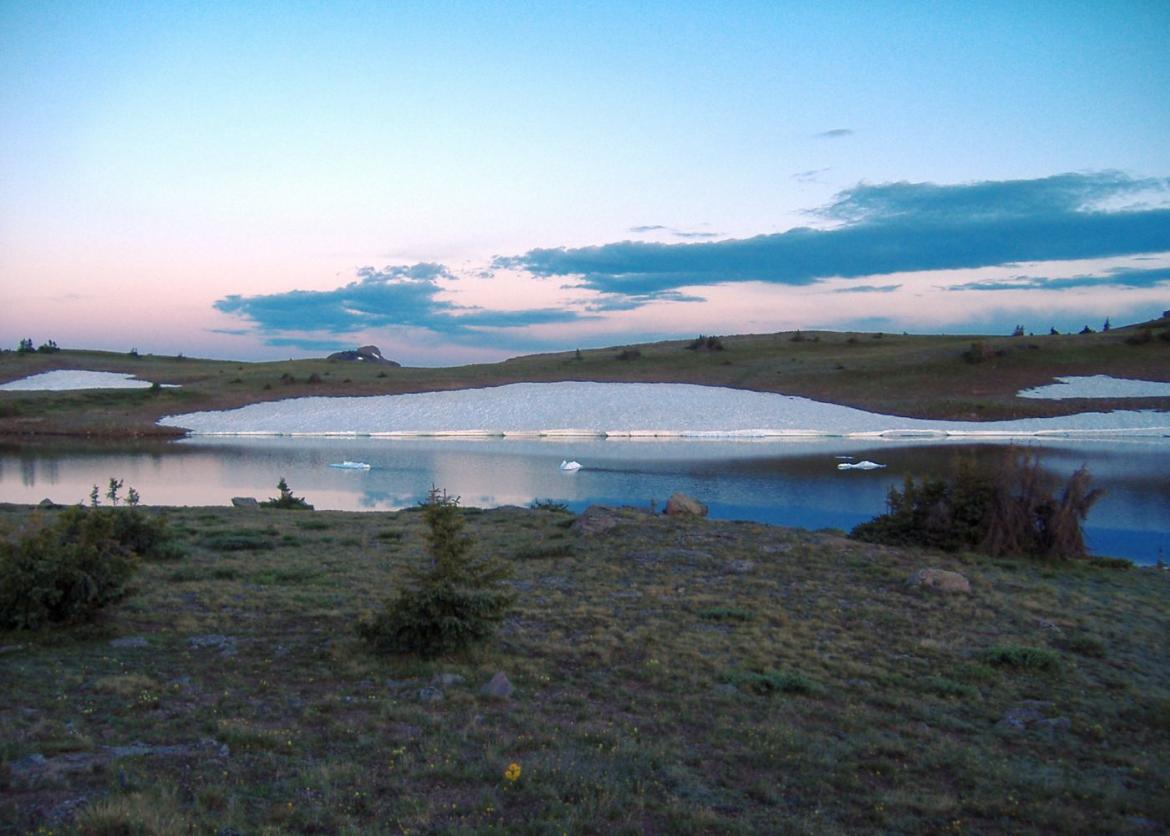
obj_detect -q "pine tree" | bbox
[359,487,514,658]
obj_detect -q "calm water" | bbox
[2,436,1168,564]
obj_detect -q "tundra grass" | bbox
[1,504,1167,833]
[3,313,1169,438]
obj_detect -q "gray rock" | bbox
[417,687,444,703]
[11,753,47,775]
[997,701,1069,734]
[109,636,149,648]
[665,492,708,517]
[725,559,755,574]
[38,498,58,508]
[433,672,465,687]
[187,634,237,656]
[1125,816,1163,831]
[481,672,514,700]
[231,497,259,508]
[571,505,624,536]
[907,568,971,594]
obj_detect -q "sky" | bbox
[2,1,1169,366]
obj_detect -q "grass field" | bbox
[2,314,1169,439]
[2,502,1167,833]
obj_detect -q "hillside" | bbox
[1,315,1169,438]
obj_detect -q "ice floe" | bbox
[0,370,175,391]
[1018,375,1170,400]
[158,381,1170,439]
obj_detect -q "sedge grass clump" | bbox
[979,644,1061,672]
[0,507,139,629]
[359,487,514,659]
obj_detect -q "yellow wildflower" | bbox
[503,762,521,782]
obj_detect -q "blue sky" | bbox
[2,1,1169,364]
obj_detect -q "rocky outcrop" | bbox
[326,345,400,365]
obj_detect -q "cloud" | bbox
[628,224,721,239]
[793,167,831,183]
[948,265,1170,292]
[815,128,854,139]
[262,336,352,351]
[583,290,707,312]
[215,263,582,345]
[496,172,1170,298]
[834,284,902,294]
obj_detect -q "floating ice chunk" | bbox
[560,460,582,471]
[329,461,371,470]
[837,460,886,471]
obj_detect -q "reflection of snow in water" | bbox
[1018,375,1170,400]
[160,381,1170,438]
[0,370,176,391]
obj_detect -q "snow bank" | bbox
[159,381,1170,439]
[1018,375,1170,399]
[0,370,175,391]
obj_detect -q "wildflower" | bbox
[503,762,521,782]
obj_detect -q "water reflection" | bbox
[1,436,1167,564]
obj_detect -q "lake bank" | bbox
[1,502,1167,832]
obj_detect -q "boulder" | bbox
[231,497,259,509]
[665,492,708,517]
[481,672,513,700]
[907,568,971,594]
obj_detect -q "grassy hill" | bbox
[2,314,1169,438]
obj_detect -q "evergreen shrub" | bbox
[359,488,514,658]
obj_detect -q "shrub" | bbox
[37,339,60,353]
[261,478,313,510]
[723,668,815,695]
[979,644,1061,671]
[530,499,570,512]
[616,348,641,361]
[104,507,184,561]
[199,532,275,552]
[359,487,514,658]
[686,335,725,351]
[0,508,139,629]
[850,450,1102,559]
[17,338,34,353]
[962,340,1005,363]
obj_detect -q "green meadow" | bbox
[1,502,1167,833]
